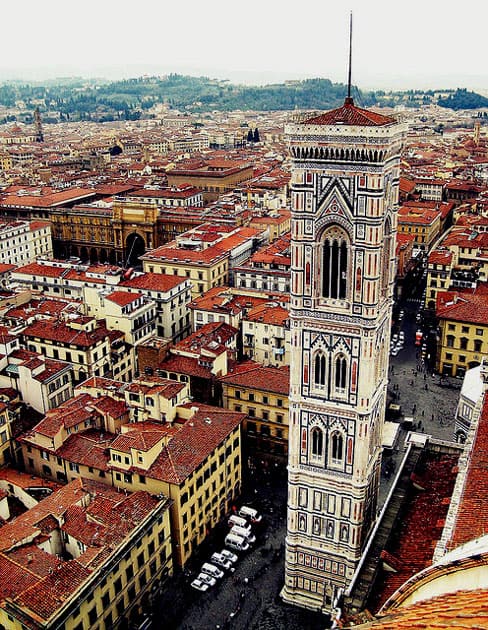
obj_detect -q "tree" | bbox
[247,128,254,142]
[253,127,260,143]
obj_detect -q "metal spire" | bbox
[346,12,353,104]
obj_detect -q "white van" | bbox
[228,514,251,533]
[230,525,256,544]
[238,506,262,523]
[225,532,250,552]
[201,562,224,579]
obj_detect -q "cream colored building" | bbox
[141,224,263,298]
[19,378,245,568]
[242,302,291,367]
[0,473,173,630]
[220,361,290,457]
[84,286,157,346]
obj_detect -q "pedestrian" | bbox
[425,383,428,391]
[422,410,424,416]
[431,413,434,421]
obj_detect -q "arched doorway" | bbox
[80,247,88,262]
[99,248,107,264]
[90,248,98,264]
[125,233,145,267]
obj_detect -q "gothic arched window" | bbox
[331,432,344,461]
[381,218,393,298]
[335,354,347,390]
[314,353,326,387]
[321,227,349,299]
[311,427,323,457]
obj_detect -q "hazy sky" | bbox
[1,0,487,91]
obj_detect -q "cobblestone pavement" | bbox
[153,468,328,630]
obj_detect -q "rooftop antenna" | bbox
[346,11,353,105]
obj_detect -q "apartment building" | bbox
[20,314,133,383]
[84,287,157,346]
[397,205,442,251]
[0,472,172,630]
[0,220,52,267]
[19,383,245,568]
[219,361,289,457]
[120,272,192,342]
[141,224,264,297]
[242,301,291,367]
[436,288,488,377]
[234,231,291,294]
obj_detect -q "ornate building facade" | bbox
[281,99,405,613]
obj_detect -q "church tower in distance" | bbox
[281,98,405,613]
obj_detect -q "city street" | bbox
[388,297,461,443]
[153,465,327,630]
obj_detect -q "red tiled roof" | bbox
[437,292,488,326]
[367,452,459,614]
[159,354,212,379]
[22,318,111,347]
[146,406,244,483]
[106,290,142,306]
[13,262,67,279]
[348,589,488,628]
[245,302,289,326]
[56,431,112,470]
[120,272,187,292]
[449,395,488,550]
[219,361,289,395]
[428,250,453,266]
[111,429,164,453]
[305,99,395,127]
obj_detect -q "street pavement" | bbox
[153,465,327,630]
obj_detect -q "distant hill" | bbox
[437,88,488,110]
[0,75,486,124]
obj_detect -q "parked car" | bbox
[201,562,224,579]
[399,331,405,341]
[220,549,238,564]
[228,515,251,533]
[230,525,256,544]
[211,552,233,571]
[197,572,216,587]
[225,532,250,552]
[191,577,210,592]
[238,505,262,523]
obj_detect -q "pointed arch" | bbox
[311,426,324,457]
[331,432,344,461]
[313,352,327,387]
[334,353,348,390]
[321,225,350,300]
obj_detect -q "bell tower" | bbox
[281,99,405,613]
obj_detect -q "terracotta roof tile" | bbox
[219,360,289,395]
[305,99,395,127]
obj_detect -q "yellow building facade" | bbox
[436,291,488,377]
[220,362,290,457]
[0,476,173,630]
